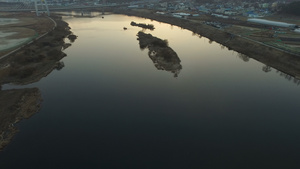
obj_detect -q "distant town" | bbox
[1,0,300,18]
[1,0,300,57]
[2,1,300,165]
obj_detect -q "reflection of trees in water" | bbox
[237,53,250,62]
[192,32,202,39]
[55,62,65,71]
[190,29,205,39]
[137,31,182,77]
[262,65,272,72]
[234,52,300,85]
[67,34,77,43]
[261,64,300,85]
[276,70,300,85]
[220,45,226,50]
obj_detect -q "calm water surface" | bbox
[1,14,300,169]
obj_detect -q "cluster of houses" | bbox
[128,0,291,18]
[0,0,295,19]
[195,1,282,17]
[127,0,299,31]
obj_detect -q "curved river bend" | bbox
[1,14,300,168]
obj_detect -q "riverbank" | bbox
[114,8,300,79]
[0,14,76,85]
[0,12,55,57]
[0,88,42,151]
[0,13,75,151]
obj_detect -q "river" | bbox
[1,14,300,168]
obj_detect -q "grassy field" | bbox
[0,12,54,56]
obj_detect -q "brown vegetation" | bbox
[137,31,182,77]
[0,88,42,151]
[0,15,75,85]
[0,14,74,151]
[130,21,155,30]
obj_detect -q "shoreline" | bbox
[0,14,76,85]
[2,10,300,79]
[0,14,75,151]
[113,8,300,79]
[0,88,42,151]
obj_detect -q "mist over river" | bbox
[1,14,300,168]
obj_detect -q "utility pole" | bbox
[35,0,50,16]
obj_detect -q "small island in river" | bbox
[115,8,300,80]
[137,31,182,77]
[130,21,155,30]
